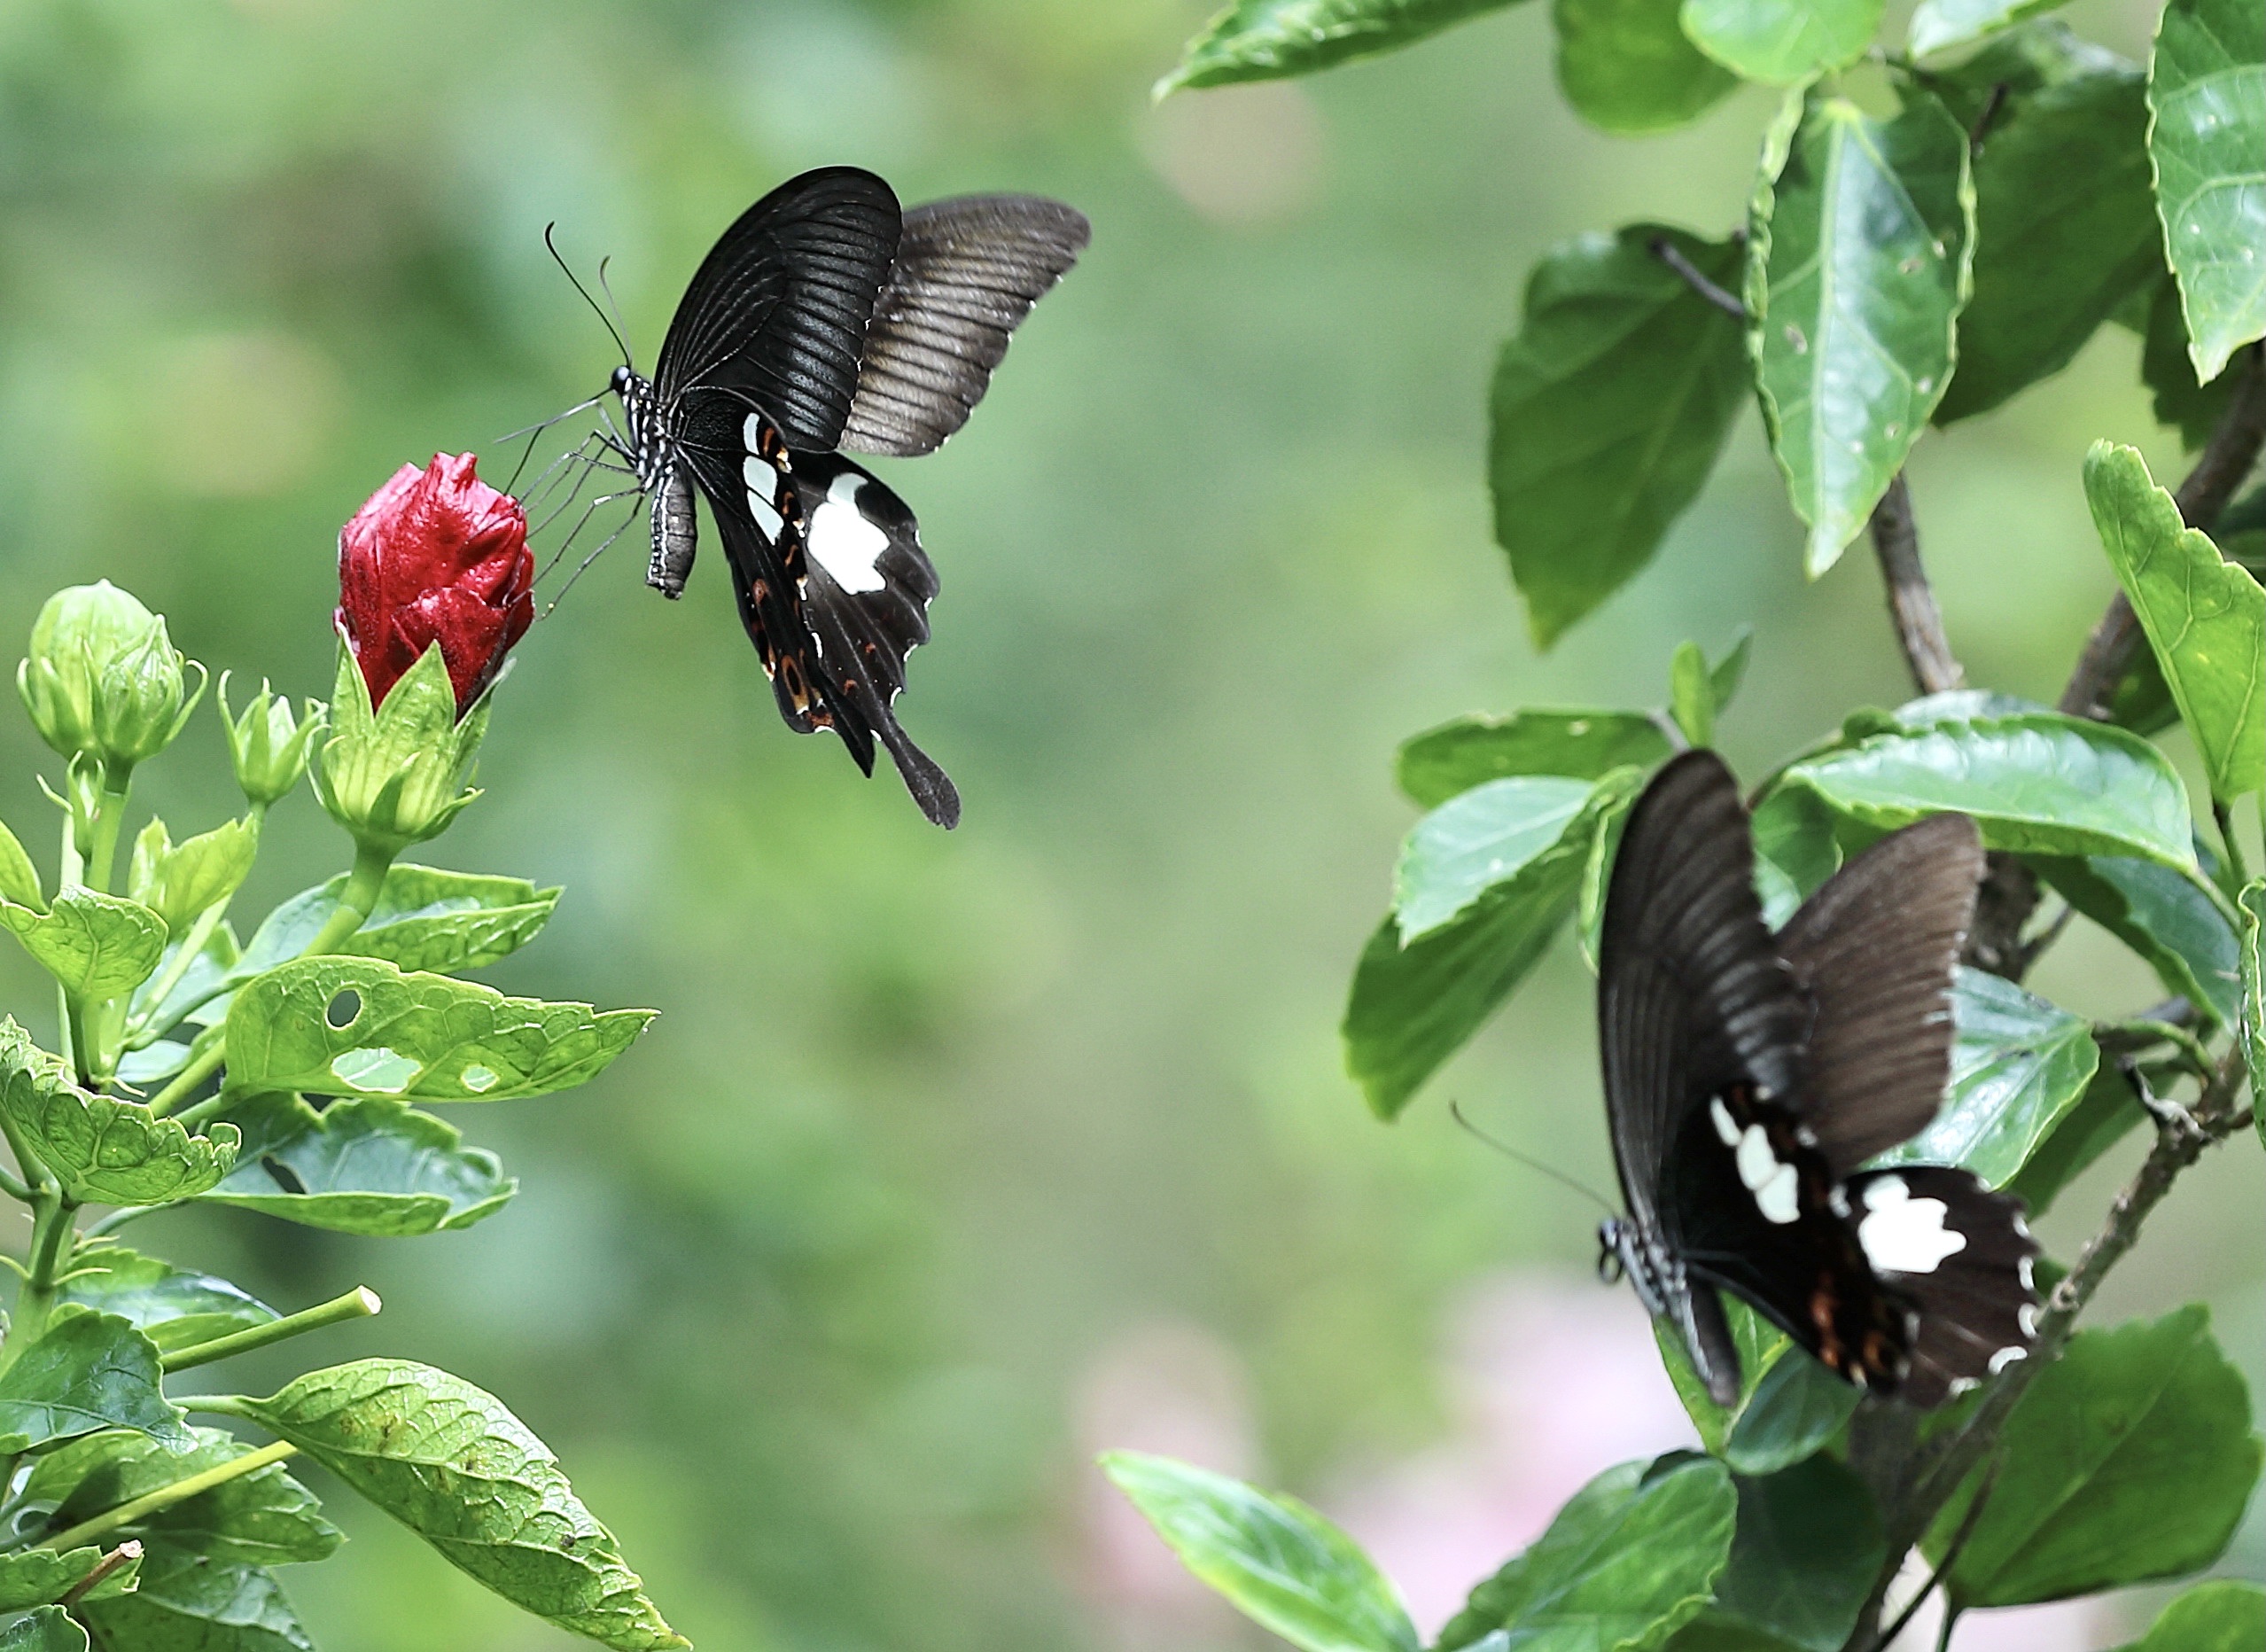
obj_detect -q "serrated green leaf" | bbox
[1491,226,1751,645]
[2147,0,2266,379]
[0,1025,238,1204]
[58,1247,277,1356]
[128,815,258,933]
[0,1609,87,1652]
[1680,0,1880,82]
[78,1539,313,1652]
[1395,776,1598,939]
[0,818,43,912]
[1932,63,2160,423]
[1873,969,2098,1186]
[2239,882,2264,1140]
[1156,0,1525,95]
[1555,0,1737,132]
[235,1359,688,1649]
[1397,711,1671,807]
[1100,1453,1417,1652]
[1703,1455,1883,1652]
[2085,440,2266,801]
[26,1426,340,1566]
[2034,854,2244,1025]
[1936,1305,2263,1605]
[2118,1580,2266,1652]
[1748,93,1974,574]
[1779,713,2197,867]
[0,888,167,1002]
[0,1311,188,1454]
[236,862,561,981]
[0,1546,139,1610]
[202,1092,514,1236]
[1906,0,2071,57]
[1437,1453,1737,1651]
[2004,1062,2147,1215]
[223,955,650,1103]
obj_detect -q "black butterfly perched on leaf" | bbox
[1595,751,2040,1407]
[593,168,1089,828]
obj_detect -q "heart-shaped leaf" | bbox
[0,889,166,1002]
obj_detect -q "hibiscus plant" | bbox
[1110,3,2265,1651]
[0,456,684,1648]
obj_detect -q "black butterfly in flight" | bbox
[1595,751,2040,1407]
[593,168,1089,829]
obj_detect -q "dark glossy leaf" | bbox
[0,1610,86,1652]
[2144,274,2239,449]
[0,1546,139,1610]
[1100,1453,1417,1652]
[2003,1062,2146,1215]
[1437,1453,1737,1651]
[1396,775,1598,939]
[2148,0,2266,379]
[1779,713,2197,867]
[1491,225,1750,644]
[1656,1298,1790,1456]
[1906,0,2074,57]
[201,1092,514,1235]
[223,955,650,1103]
[2086,441,2266,801]
[1555,0,1736,132]
[1398,711,1671,807]
[1656,1297,1860,1475]
[235,1359,689,1649]
[236,862,560,982]
[58,1246,277,1356]
[2117,1580,2266,1651]
[1156,0,1523,94]
[0,1024,238,1204]
[1874,969,2098,1186]
[2034,854,2243,1026]
[0,889,166,1002]
[0,1311,188,1453]
[1937,1305,2264,1604]
[1679,0,1881,82]
[1923,19,2130,121]
[1748,94,1974,574]
[2239,882,2264,1140]
[1704,1455,1883,1652]
[79,1539,313,1652]
[1931,62,2159,423]
[27,1426,340,1566]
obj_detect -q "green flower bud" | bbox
[311,634,490,856]
[218,672,325,807]
[16,581,206,769]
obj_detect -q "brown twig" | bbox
[1870,473,1965,696]
[1874,1458,2001,1652]
[1647,234,1746,319]
[58,1539,141,1608]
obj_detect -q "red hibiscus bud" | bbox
[336,453,533,716]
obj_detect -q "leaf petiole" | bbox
[36,1438,296,1555]
[162,1285,382,1374]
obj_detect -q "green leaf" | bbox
[233,1359,689,1649]
[78,1540,313,1652]
[1655,1299,1787,1456]
[1577,772,1642,969]
[2144,273,2240,449]
[1555,0,1737,132]
[1702,1455,1883,1652]
[1395,776,1598,939]
[0,888,167,1002]
[1938,1305,2264,1605]
[129,916,240,1039]
[1873,969,2098,1186]
[1749,784,1842,909]
[1397,711,1671,807]
[236,862,561,981]
[1437,1453,1737,1651]
[202,1092,515,1236]
[0,1610,87,1652]
[58,1246,277,1356]
[1906,0,2072,57]
[2119,1580,2266,1652]
[1099,1452,1417,1652]
[1680,0,1880,82]
[1669,642,1714,746]
[1708,629,1753,710]
[2085,440,2266,801]
[128,815,259,933]
[1347,772,1631,1118]
[27,1426,339,1565]
[224,955,650,1103]
[2004,1061,2147,1215]
[0,817,43,912]
[1655,1299,1859,1474]
[1778,713,2198,867]
[1156,0,1524,95]
[1491,225,1751,645]
[2239,882,2264,1139]
[1748,92,1974,574]
[2034,854,2244,1026]
[1931,63,2161,423]
[0,1311,188,1454]
[2147,0,2266,379]
[0,1025,238,1204]
[0,1546,140,1610]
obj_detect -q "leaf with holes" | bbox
[1935,1305,2264,1604]
[2034,854,2244,1026]
[223,956,650,1103]
[77,1541,313,1652]
[1700,1455,1884,1652]
[1398,711,1671,807]
[1748,92,1974,575]
[27,1426,340,1566]
[2085,441,2266,802]
[230,1360,688,1649]
[1874,969,2099,1187]
[0,889,166,1002]
[235,863,561,982]
[0,1312,188,1454]
[0,1547,140,1611]
[1555,0,1737,132]
[1437,1453,1737,1650]
[1156,0,1526,95]
[0,1025,238,1205]
[2116,1581,2266,1652]
[2148,0,2266,379]
[1679,0,1881,82]
[58,1247,277,1356]
[1492,225,1751,645]
[1101,1453,1417,1652]
[201,1092,514,1235]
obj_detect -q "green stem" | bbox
[125,901,228,1046]
[82,762,133,895]
[63,999,95,1092]
[54,813,78,1078]
[2213,798,2252,890]
[6,1196,79,1363]
[303,842,394,958]
[36,1439,297,1554]
[2093,1018,2218,1087]
[0,1103,51,1201]
[0,1164,30,1203]
[145,1042,225,1119]
[162,1286,381,1373]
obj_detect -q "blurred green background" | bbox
[0,0,2255,1646]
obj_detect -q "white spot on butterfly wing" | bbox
[1990,1345,2028,1374]
[1857,1176,1967,1274]
[1754,1161,1799,1224]
[742,456,784,538]
[1709,1098,1740,1147]
[806,471,889,594]
[1731,1121,1802,1224]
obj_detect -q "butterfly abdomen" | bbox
[649,465,698,599]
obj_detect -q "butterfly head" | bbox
[1598,1217,1667,1313]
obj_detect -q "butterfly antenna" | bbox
[544,222,632,367]
[1449,1102,1618,1216]
[595,256,635,372]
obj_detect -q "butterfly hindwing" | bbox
[1842,1166,2040,1406]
